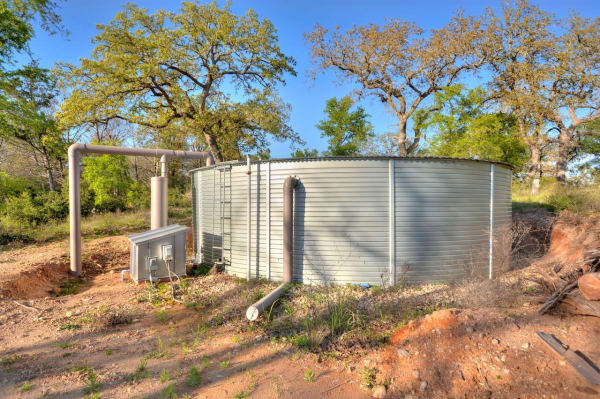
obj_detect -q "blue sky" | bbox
[23,0,600,157]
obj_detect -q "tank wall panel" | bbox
[191,158,512,285]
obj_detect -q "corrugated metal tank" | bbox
[190,157,512,285]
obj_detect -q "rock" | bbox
[466,326,474,334]
[491,338,500,345]
[559,360,566,366]
[397,348,409,357]
[500,355,506,362]
[420,380,428,391]
[521,342,530,349]
[372,385,387,398]
[412,370,420,379]
[579,273,600,300]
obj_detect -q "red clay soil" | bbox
[546,212,600,264]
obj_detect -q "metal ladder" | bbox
[212,164,232,266]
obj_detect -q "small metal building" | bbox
[190,157,512,285]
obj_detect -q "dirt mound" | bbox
[390,309,461,345]
[0,236,130,299]
[547,211,600,265]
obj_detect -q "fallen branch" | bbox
[538,250,600,314]
[13,300,41,312]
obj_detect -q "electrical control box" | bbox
[128,224,189,283]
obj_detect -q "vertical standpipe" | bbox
[246,175,298,321]
[151,176,168,229]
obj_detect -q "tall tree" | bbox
[57,1,297,162]
[481,0,556,195]
[546,14,600,182]
[316,96,374,156]
[306,13,485,156]
[0,0,65,72]
[0,62,67,190]
[420,85,528,170]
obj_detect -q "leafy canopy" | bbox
[57,1,298,161]
[306,12,485,155]
[420,85,528,170]
[316,97,374,156]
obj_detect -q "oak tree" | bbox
[57,1,297,162]
[306,13,485,156]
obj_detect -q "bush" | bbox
[513,178,600,214]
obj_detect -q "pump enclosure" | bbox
[128,224,189,283]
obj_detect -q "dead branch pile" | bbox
[537,249,600,314]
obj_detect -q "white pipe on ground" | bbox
[246,176,298,321]
[68,143,214,276]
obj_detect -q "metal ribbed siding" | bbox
[191,158,512,285]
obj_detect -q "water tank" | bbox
[190,157,511,285]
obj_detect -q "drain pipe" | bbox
[68,143,214,276]
[246,156,251,281]
[246,176,298,321]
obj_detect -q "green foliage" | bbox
[420,85,528,170]
[160,368,170,383]
[303,369,316,382]
[513,178,600,214]
[82,151,133,212]
[20,382,34,392]
[0,0,64,68]
[162,383,177,399]
[316,96,374,156]
[83,370,100,395]
[291,148,319,158]
[187,366,201,387]
[57,1,298,161]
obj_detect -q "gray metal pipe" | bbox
[246,175,298,321]
[68,143,214,276]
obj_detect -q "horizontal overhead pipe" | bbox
[68,143,214,276]
[246,175,298,321]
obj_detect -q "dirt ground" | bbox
[1,213,600,398]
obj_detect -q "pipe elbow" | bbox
[68,143,85,158]
[206,153,215,166]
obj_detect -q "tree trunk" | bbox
[204,133,224,162]
[528,144,541,196]
[556,127,571,183]
[396,119,408,156]
[43,152,56,191]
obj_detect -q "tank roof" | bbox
[189,155,514,173]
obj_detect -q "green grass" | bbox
[105,348,113,356]
[162,383,177,399]
[21,382,34,392]
[234,391,249,399]
[55,279,82,296]
[58,340,78,350]
[59,323,82,330]
[187,366,202,387]
[145,337,170,360]
[360,367,377,389]
[0,204,192,248]
[83,370,100,395]
[155,310,172,324]
[304,369,316,382]
[160,369,170,383]
[512,179,600,214]
[128,358,150,382]
[218,359,230,369]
